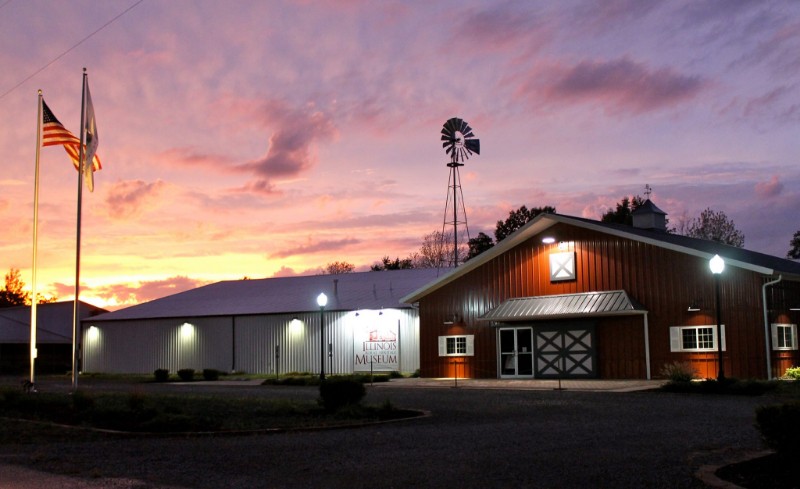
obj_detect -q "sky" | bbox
[1,0,800,310]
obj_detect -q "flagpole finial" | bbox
[83,67,87,73]
[38,89,42,95]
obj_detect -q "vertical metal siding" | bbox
[84,308,420,375]
[419,224,794,379]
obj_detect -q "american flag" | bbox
[42,99,102,172]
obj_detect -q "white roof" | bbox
[90,268,446,322]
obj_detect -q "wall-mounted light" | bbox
[180,322,194,339]
[87,326,99,341]
[687,300,701,312]
[790,307,800,311]
[542,236,556,244]
[443,313,460,325]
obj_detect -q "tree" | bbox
[370,256,414,271]
[684,208,745,248]
[415,230,455,268]
[324,261,355,274]
[0,268,30,307]
[601,195,645,226]
[495,205,556,242]
[787,230,800,260]
[467,232,494,260]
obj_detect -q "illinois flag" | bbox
[42,99,102,191]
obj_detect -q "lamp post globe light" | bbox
[709,254,725,380]
[317,292,328,381]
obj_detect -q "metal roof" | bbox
[402,212,800,304]
[480,290,647,322]
[0,301,107,343]
[89,268,445,322]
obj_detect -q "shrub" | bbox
[389,371,404,379]
[756,402,800,455]
[177,369,195,382]
[154,369,170,382]
[660,361,697,382]
[71,390,95,412]
[202,369,220,381]
[319,378,366,412]
[784,366,800,380]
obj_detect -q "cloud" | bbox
[269,237,361,259]
[56,276,212,309]
[271,266,320,278]
[754,175,783,199]
[157,147,237,170]
[527,57,708,115]
[105,179,167,220]
[238,100,337,185]
[457,4,548,52]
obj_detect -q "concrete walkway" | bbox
[374,377,666,392]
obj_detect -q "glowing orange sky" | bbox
[2,1,799,310]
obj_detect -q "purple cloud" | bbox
[269,237,361,259]
[538,57,708,114]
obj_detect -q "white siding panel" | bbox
[84,308,420,375]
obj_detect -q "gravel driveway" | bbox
[0,378,772,488]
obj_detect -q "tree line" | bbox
[325,194,800,274]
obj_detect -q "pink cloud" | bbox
[269,237,362,259]
[105,179,166,220]
[755,175,783,198]
[523,57,708,114]
[157,147,236,170]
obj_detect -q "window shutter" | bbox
[669,327,681,352]
[792,324,798,350]
[771,324,779,351]
[720,324,726,351]
[466,335,475,356]
[438,336,446,356]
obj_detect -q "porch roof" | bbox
[480,290,647,322]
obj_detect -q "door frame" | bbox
[497,326,534,378]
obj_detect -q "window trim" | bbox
[771,323,798,351]
[669,325,726,352]
[438,335,475,357]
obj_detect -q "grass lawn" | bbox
[0,375,421,443]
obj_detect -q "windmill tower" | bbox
[440,117,480,267]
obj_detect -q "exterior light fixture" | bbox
[687,303,701,312]
[542,236,556,244]
[317,292,328,381]
[709,254,725,380]
[87,326,99,341]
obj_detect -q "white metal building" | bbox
[82,269,443,375]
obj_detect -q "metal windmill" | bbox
[440,117,480,267]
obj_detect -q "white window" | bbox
[771,324,798,350]
[669,325,726,352]
[438,335,475,357]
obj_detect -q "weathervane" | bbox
[439,117,480,267]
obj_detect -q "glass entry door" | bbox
[499,327,533,377]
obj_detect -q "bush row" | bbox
[153,368,222,382]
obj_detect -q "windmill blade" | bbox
[465,139,480,155]
[459,120,470,134]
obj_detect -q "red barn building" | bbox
[402,202,800,380]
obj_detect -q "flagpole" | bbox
[71,69,87,390]
[30,91,43,386]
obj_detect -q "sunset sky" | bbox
[2,1,800,310]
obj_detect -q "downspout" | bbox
[643,312,651,380]
[762,275,782,380]
[231,316,236,373]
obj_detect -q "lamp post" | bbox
[709,254,725,380]
[317,292,328,381]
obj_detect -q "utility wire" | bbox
[0,0,144,101]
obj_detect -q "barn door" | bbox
[533,323,597,378]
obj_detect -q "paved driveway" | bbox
[0,378,770,488]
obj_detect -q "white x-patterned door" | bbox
[533,323,596,378]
